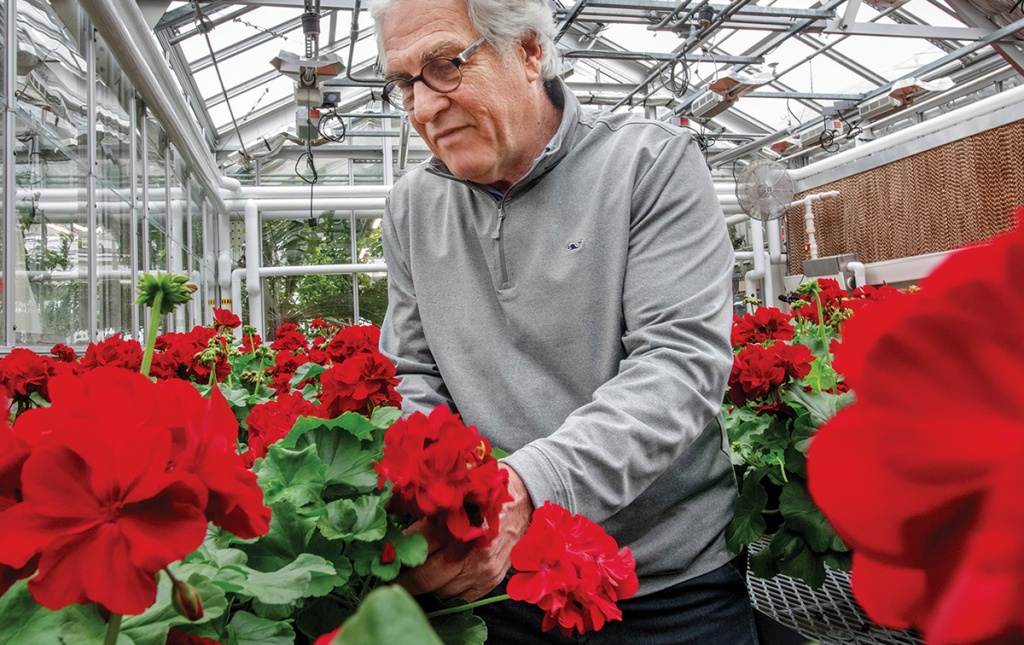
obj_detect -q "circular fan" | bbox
[735,159,794,222]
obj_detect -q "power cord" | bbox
[317,111,347,143]
[296,124,319,226]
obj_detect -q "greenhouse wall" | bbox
[1,0,215,351]
[785,118,1024,274]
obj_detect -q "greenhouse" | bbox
[0,0,1022,644]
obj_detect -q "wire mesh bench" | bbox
[746,539,923,645]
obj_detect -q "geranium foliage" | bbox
[723,279,901,588]
[0,303,639,645]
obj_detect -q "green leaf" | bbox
[784,386,854,427]
[241,554,338,605]
[317,496,387,543]
[241,500,318,572]
[430,608,488,645]
[290,363,327,388]
[783,445,807,477]
[287,413,379,444]
[217,382,252,409]
[725,472,768,553]
[227,611,295,645]
[768,528,827,589]
[0,581,128,645]
[120,573,228,645]
[369,406,401,431]
[824,550,852,572]
[257,443,327,507]
[347,525,428,580]
[778,482,843,554]
[806,357,838,392]
[748,547,780,580]
[337,586,443,645]
[281,422,379,492]
[0,581,66,645]
[293,597,351,644]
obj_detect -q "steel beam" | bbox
[945,0,1024,75]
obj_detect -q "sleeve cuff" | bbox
[502,443,575,515]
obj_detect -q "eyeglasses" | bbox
[382,37,486,111]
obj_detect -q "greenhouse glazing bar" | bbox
[4,0,16,347]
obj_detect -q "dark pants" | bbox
[476,562,760,644]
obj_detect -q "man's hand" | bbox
[396,464,534,601]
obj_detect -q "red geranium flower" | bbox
[267,350,312,394]
[0,368,209,614]
[731,308,795,346]
[508,501,638,636]
[727,344,786,407]
[80,334,144,372]
[325,325,381,363]
[773,343,814,381]
[0,348,55,405]
[240,332,263,355]
[242,391,318,468]
[270,323,308,352]
[375,407,511,557]
[808,218,1024,645]
[318,352,401,418]
[50,343,78,363]
[0,416,35,598]
[159,379,271,540]
[212,307,241,330]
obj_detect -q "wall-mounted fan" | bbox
[735,159,795,221]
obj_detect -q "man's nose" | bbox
[410,83,450,124]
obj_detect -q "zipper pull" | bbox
[491,205,506,240]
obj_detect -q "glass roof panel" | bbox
[149,1,1023,174]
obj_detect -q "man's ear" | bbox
[519,33,544,82]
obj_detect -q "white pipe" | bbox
[231,268,245,322]
[225,185,392,199]
[260,263,387,277]
[18,187,187,201]
[724,213,750,225]
[218,211,232,291]
[847,261,867,290]
[744,219,767,310]
[790,82,1024,184]
[766,218,783,265]
[244,200,264,336]
[803,190,840,260]
[223,197,386,213]
[21,269,135,281]
[202,202,216,315]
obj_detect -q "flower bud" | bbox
[136,272,197,314]
[380,542,396,565]
[171,579,204,621]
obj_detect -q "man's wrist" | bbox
[500,464,534,539]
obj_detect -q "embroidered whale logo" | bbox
[566,239,583,251]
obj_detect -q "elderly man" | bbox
[370,0,755,642]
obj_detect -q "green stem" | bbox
[813,292,836,392]
[103,613,122,645]
[425,594,511,619]
[140,291,164,378]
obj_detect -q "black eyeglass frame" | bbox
[382,36,487,111]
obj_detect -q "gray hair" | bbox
[367,0,559,80]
